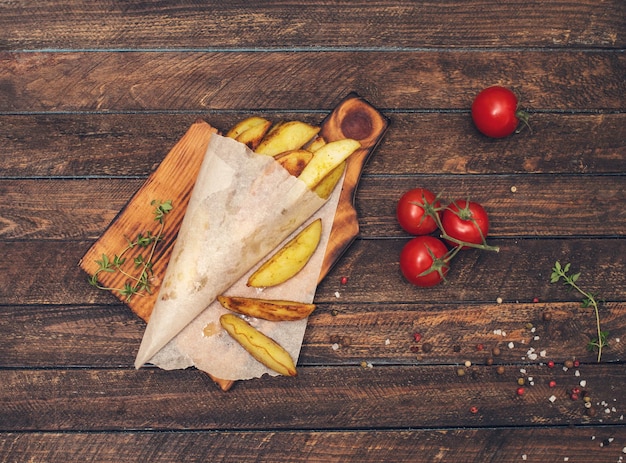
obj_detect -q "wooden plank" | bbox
[1,238,625,305]
[2,113,625,179]
[1,300,624,367]
[1,427,624,463]
[1,364,624,430]
[0,51,623,111]
[1,0,623,49]
[1,174,624,241]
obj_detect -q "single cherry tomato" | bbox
[396,188,441,235]
[471,86,529,138]
[441,199,490,249]
[399,236,449,287]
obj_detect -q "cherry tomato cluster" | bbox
[396,188,498,287]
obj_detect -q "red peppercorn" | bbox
[470,406,478,414]
[340,276,349,285]
[547,361,555,368]
[413,332,422,343]
[476,343,484,351]
[549,380,557,388]
[570,393,579,401]
[516,387,525,396]
[572,386,581,395]
[573,360,580,368]
[533,297,540,303]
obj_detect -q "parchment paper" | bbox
[134,134,344,380]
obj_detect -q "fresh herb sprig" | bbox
[550,261,607,362]
[90,199,173,301]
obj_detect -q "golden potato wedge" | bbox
[247,218,322,288]
[274,149,314,177]
[255,121,320,156]
[313,160,346,199]
[220,313,297,376]
[236,119,272,150]
[217,295,316,321]
[297,138,361,190]
[225,116,270,139]
[305,135,327,153]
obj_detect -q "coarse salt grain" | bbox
[580,380,587,387]
[496,297,503,304]
[334,291,341,298]
[549,395,557,403]
[540,350,547,357]
[331,343,339,351]
[508,342,515,349]
[385,338,390,345]
[522,455,527,460]
[575,370,580,377]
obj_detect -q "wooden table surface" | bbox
[1,1,625,462]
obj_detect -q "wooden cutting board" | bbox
[80,93,388,387]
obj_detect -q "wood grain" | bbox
[0,52,623,111]
[1,0,623,49]
[2,365,624,430]
[1,427,623,463]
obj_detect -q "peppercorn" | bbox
[485,357,494,366]
[331,309,339,316]
[457,368,466,377]
[476,343,484,351]
[573,360,580,368]
[453,344,461,353]
[340,336,352,347]
[329,334,340,344]
[413,332,422,343]
[340,276,349,285]
[492,347,501,357]
[542,311,552,321]
[586,407,597,417]
[547,360,555,368]
[564,360,574,369]
[422,342,433,353]
[496,366,505,375]
[549,380,557,388]
[516,387,525,396]
[517,377,525,386]
[470,406,478,414]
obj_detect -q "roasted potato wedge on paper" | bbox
[218,295,316,321]
[275,149,314,177]
[225,116,270,139]
[248,218,323,288]
[255,121,320,156]
[297,139,360,190]
[220,313,297,376]
[235,119,272,150]
[313,160,346,199]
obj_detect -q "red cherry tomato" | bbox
[471,86,527,138]
[441,199,490,249]
[396,188,441,235]
[399,236,449,287]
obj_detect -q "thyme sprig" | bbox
[89,199,173,301]
[550,261,607,362]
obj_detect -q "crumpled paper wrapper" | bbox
[134,134,344,380]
